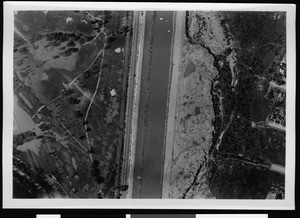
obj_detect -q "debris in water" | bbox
[114,47,121,53]
[110,89,116,96]
[66,17,73,24]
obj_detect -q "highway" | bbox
[120,11,146,198]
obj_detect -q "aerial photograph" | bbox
[12,10,286,199]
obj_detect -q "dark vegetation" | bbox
[13,157,55,198]
[210,159,284,199]
[78,11,132,198]
[13,131,36,147]
[90,160,105,185]
[14,11,94,41]
[212,12,286,199]
[13,10,132,198]
[186,11,286,199]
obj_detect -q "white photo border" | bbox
[3,1,296,209]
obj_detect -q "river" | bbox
[13,95,35,135]
[132,11,173,198]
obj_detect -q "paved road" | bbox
[120,11,145,198]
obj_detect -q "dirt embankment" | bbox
[163,11,235,199]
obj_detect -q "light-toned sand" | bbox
[162,11,185,198]
[162,11,231,199]
[188,11,229,55]
[126,11,146,198]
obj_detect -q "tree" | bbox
[120,185,129,191]
[92,160,100,168]
[97,193,104,198]
[91,168,100,177]
[95,176,105,184]
[119,26,130,35]
[68,97,80,105]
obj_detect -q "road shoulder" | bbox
[162,11,185,199]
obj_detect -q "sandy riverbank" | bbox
[162,11,185,198]
[162,11,224,199]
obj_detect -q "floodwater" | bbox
[133,11,173,198]
[13,95,35,135]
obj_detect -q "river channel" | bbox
[132,11,173,198]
